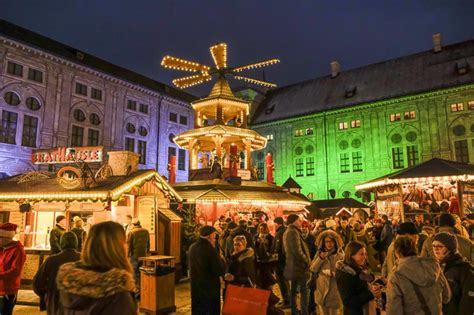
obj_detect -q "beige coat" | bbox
[386,256,451,315]
[310,230,344,309]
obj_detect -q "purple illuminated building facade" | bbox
[0,20,195,181]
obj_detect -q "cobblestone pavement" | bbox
[13,280,292,314]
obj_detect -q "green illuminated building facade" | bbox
[250,39,474,200]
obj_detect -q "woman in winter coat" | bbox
[57,221,137,315]
[335,241,379,315]
[224,235,257,287]
[310,230,344,315]
[386,236,451,315]
[432,232,474,315]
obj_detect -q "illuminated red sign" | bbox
[31,146,103,165]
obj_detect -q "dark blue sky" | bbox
[2,0,474,96]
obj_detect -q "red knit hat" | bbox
[0,223,17,238]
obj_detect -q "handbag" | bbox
[222,283,270,315]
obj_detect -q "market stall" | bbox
[307,198,370,220]
[356,158,474,221]
[0,150,182,284]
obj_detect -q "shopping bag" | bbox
[222,284,270,315]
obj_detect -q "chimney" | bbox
[432,33,442,53]
[107,151,140,176]
[330,61,340,78]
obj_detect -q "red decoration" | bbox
[168,155,176,184]
[266,153,274,184]
[229,144,238,177]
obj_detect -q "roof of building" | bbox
[0,19,196,103]
[252,39,474,125]
[356,158,474,190]
[309,198,369,209]
[281,176,302,189]
[0,169,182,202]
[172,179,310,206]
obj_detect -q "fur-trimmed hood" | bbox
[336,260,357,275]
[316,229,344,252]
[57,262,136,301]
[232,248,254,262]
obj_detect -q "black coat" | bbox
[335,261,374,315]
[33,249,81,314]
[254,234,276,289]
[442,253,474,315]
[271,225,286,269]
[49,225,66,255]
[189,238,225,300]
[226,248,257,287]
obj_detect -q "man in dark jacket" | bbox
[336,216,355,246]
[378,215,393,264]
[189,226,225,315]
[127,218,150,291]
[283,214,311,315]
[33,232,81,314]
[71,216,86,252]
[50,215,66,254]
[272,217,290,308]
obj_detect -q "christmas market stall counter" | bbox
[0,150,183,286]
[356,158,474,221]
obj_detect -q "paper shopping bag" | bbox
[222,284,270,315]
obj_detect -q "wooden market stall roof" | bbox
[0,170,182,203]
[172,179,310,206]
[356,158,474,191]
[307,198,370,219]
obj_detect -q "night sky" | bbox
[2,0,474,96]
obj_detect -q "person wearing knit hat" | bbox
[421,212,473,262]
[283,212,311,315]
[33,231,81,314]
[50,215,67,255]
[0,223,26,315]
[432,232,473,315]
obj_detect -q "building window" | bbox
[338,122,348,130]
[257,162,265,180]
[4,92,20,106]
[404,111,416,119]
[138,126,148,137]
[295,158,304,177]
[26,97,41,111]
[7,61,23,77]
[0,111,18,144]
[390,113,401,122]
[21,115,38,147]
[179,115,188,125]
[407,145,419,167]
[75,83,87,96]
[125,137,135,152]
[89,113,101,125]
[71,125,84,147]
[468,101,474,110]
[392,147,404,169]
[306,157,315,176]
[168,147,176,162]
[266,134,274,141]
[139,103,149,114]
[169,112,178,123]
[127,100,137,111]
[126,123,136,134]
[352,151,363,172]
[138,140,147,164]
[351,120,361,128]
[340,153,350,173]
[91,88,102,101]
[294,129,303,137]
[87,129,100,146]
[178,149,186,171]
[73,109,86,122]
[306,128,314,135]
[450,103,464,112]
[454,140,469,163]
[28,68,43,83]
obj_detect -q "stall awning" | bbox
[356,158,474,191]
[0,170,182,203]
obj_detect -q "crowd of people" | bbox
[0,214,150,315]
[189,212,474,315]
